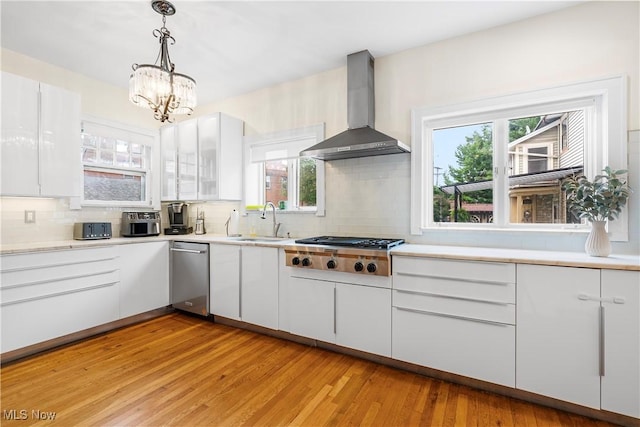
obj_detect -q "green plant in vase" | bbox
[563,167,630,257]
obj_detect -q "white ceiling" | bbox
[1,0,584,106]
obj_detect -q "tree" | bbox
[509,116,541,142]
[299,158,316,206]
[444,125,493,204]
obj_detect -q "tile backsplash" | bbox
[1,144,638,256]
[0,154,410,245]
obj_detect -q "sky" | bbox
[432,123,486,186]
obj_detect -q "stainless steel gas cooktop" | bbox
[293,236,404,250]
[285,236,405,276]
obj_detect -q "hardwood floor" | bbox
[1,313,620,426]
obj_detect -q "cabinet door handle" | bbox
[238,247,242,318]
[333,287,337,335]
[578,294,625,304]
[600,305,605,377]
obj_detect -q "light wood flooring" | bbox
[1,313,620,426]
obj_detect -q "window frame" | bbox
[243,124,325,216]
[411,75,628,241]
[80,116,158,208]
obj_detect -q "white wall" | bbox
[1,1,638,254]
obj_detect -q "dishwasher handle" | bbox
[170,248,206,254]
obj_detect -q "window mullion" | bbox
[289,159,298,210]
[493,119,509,227]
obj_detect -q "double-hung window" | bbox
[81,118,156,207]
[411,76,628,240]
[244,124,325,215]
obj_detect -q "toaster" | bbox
[73,222,112,240]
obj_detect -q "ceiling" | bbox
[1,1,584,106]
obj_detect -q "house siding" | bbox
[561,111,584,168]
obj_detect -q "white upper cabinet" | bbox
[198,114,243,200]
[160,113,242,201]
[1,72,81,197]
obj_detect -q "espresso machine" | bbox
[164,202,193,235]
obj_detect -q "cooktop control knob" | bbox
[292,257,301,266]
[367,263,377,273]
[327,259,337,269]
[302,257,311,267]
[354,261,364,272]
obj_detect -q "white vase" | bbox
[585,220,611,257]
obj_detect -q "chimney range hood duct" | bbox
[300,50,410,160]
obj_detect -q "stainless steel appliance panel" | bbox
[170,241,210,316]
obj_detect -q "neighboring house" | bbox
[265,161,288,207]
[508,112,584,224]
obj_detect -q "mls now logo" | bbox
[3,409,28,420]
[3,409,57,421]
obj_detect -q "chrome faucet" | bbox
[261,202,281,237]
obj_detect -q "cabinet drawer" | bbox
[1,281,119,353]
[392,306,515,387]
[0,246,117,272]
[393,272,515,304]
[1,270,119,306]
[1,258,118,289]
[393,256,515,284]
[393,289,515,325]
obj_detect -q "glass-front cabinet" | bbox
[160,113,242,201]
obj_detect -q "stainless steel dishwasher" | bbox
[170,241,210,317]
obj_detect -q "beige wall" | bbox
[0,48,160,130]
[203,1,639,146]
[2,1,638,253]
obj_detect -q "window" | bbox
[244,124,325,215]
[81,118,155,206]
[411,76,628,240]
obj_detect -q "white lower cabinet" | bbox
[0,247,120,353]
[209,244,278,330]
[600,269,640,418]
[241,246,279,329]
[517,265,640,418]
[392,256,516,387]
[210,244,241,320]
[287,274,391,356]
[517,264,601,408]
[118,241,170,318]
[335,283,391,356]
[288,276,335,343]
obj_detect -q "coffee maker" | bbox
[164,202,193,235]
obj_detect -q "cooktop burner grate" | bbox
[294,236,404,250]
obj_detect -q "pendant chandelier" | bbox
[129,0,196,123]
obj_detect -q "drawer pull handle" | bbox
[394,271,512,286]
[394,306,512,327]
[1,282,118,307]
[1,257,117,273]
[394,289,511,306]
[1,270,119,290]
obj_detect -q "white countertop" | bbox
[0,234,294,255]
[2,237,638,271]
[391,244,640,271]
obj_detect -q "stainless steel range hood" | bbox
[300,50,410,160]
